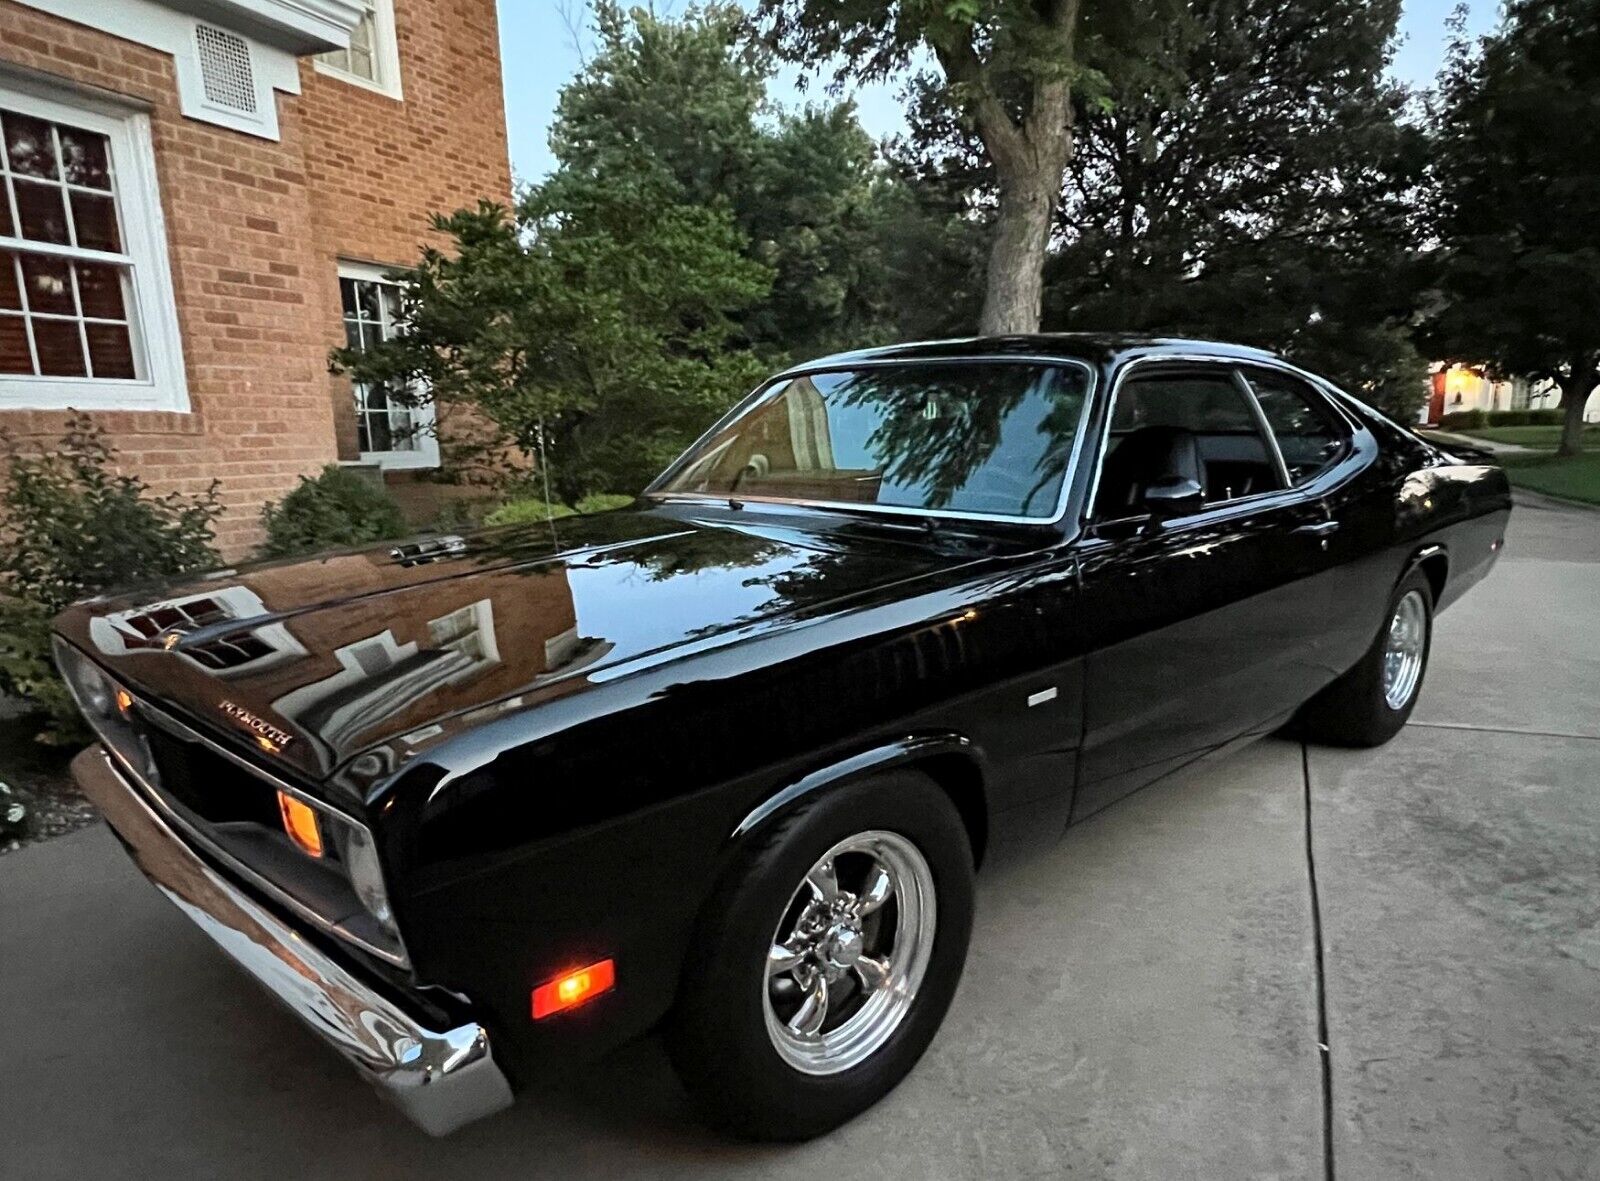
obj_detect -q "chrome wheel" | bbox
[762,830,936,1075]
[1382,589,1427,710]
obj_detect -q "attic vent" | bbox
[195,25,257,114]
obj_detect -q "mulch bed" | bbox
[0,703,97,856]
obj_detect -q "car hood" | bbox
[54,503,998,784]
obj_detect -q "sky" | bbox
[498,0,1501,184]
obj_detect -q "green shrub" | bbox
[0,415,221,743]
[259,466,409,557]
[482,492,633,528]
[482,497,577,526]
[1440,409,1488,430]
[1483,408,1561,426]
[574,493,634,514]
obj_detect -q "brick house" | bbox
[0,0,511,555]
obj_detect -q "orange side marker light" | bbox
[276,791,323,858]
[532,959,616,1019]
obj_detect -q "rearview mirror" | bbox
[1142,476,1204,519]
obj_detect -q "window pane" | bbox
[57,126,112,190]
[85,322,135,378]
[3,112,58,179]
[1247,372,1343,484]
[76,261,128,320]
[69,191,121,252]
[1098,371,1281,513]
[0,314,29,373]
[31,317,86,376]
[344,317,362,350]
[340,277,358,316]
[365,410,394,452]
[0,187,11,238]
[20,253,75,314]
[354,279,380,320]
[356,407,372,452]
[661,363,1090,518]
[348,46,376,81]
[0,255,18,309]
[12,177,70,245]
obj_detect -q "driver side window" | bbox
[1093,368,1283,522]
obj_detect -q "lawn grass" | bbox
[1497,451,1600,505]
[1457,424,1600,448]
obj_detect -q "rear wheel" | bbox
[667,771,974,1140]
[1298,568,1433,747]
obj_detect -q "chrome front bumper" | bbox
[71,746,515,1136]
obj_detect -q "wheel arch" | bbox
[730,733,991,869]
[1403,543,1449,606]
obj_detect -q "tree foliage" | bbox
[758,0,1167,334]
[1043,0,1428,417]
[336,3,943,500]
[0,416,221,742]
[1421,0,1600,455]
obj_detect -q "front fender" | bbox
[730,732,986,843]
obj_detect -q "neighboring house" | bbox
[0,0,510,554]
[1421,363,1599,426]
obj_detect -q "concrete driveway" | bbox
[2,498,1595,1180]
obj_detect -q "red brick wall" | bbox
[297,0,511,462]
[0,0,511,556]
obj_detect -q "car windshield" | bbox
[654,361,1091,520]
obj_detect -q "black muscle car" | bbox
[54,336,1510,1140]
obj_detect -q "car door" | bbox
[1068,361,1342,821]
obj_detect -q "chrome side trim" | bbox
[645,356,1099,530]
[71,747,514,1137]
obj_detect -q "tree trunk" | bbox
[980,168,1057,335]
[1557,373,1591,456]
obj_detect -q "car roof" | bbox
[785,334,1284,374]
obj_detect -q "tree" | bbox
[554,2,920,358]
[759,0,1149,335]
[334,182,774,503]
[1423,0,1600,455]
[1045,0,1429,418]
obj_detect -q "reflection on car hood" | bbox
[53,503,990,784]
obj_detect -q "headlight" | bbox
[53,638,161,787]
[55,638,116,718]
[337,822,397,928]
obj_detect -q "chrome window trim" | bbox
[1235,363,1358,487]
[1082,351,1364,530]
[100,692,410,968]
[645,355,1099,529]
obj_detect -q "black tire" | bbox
[1297,568,1434,747]
[667,770,975,1140]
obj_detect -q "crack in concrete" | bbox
[1303,740,1336,1181]
[1411,721,1600,743]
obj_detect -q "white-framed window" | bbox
[314,0,403,100]
[0,79,186,411]
[338,260,438,470]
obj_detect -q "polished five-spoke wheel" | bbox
[763,830,936,1074]
[668,770,974,1140]
[1382,589,1428,710]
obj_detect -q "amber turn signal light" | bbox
[276,791,323,858]
[532,959,615,1019]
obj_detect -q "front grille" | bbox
[120,707,408,967]
[144,728,279,827]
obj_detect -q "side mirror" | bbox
[1142,476,1204,519]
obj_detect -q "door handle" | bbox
[1293,520,1339,537]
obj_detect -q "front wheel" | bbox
[667,771,975,1140]
[1297,568,1434,747]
